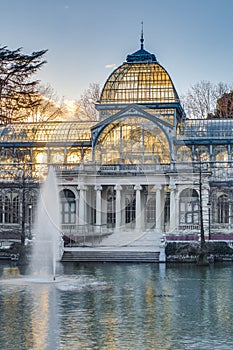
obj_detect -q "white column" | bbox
[202,186,209,236]
[134,184,142,230]
[114,184,122,229]
[155,185,162,231]
[169,183,176,232]
[229,203,232,226]
[94,185,102,229]
[101,188,107,227]
[77,184,87,226]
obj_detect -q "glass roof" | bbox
[0,121,96,143]
[182,119,233,138]
[99,62,179,105]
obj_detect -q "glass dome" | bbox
[99,40,179,105]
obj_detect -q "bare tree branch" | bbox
[181,81,233,119]
[77,83,101,121]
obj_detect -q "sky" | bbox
[1,0,233,101]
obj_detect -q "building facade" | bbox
[0,37,232,243]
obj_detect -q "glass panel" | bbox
[64,214,69,223]
[187,213,192,223]
[193,213,199,223]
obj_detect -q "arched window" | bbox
[59,189,76,224]
[214,146,228,162]
[4,191,19,224]
[179,189,199,225]
[177,146,192,162]
[217,194,229,223]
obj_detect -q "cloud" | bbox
[105,64,116,69]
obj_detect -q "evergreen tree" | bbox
[0,46,47,124]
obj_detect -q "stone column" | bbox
[209,144,213,162]
[228,144,231,161]
[155,185,162,231]
[114,184,122,229]
[169,183,176,232]
[134,184,142,230]
[101,188,107,227]
[94,185,102,231]
[77,184,88,226]
[229,202,232,228]
[202,185,210,237]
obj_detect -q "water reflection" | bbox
[0,263,233,349]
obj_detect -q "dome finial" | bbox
[140,21,144,50]
[126,22,157,63]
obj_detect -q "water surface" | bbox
[0,262,232,350]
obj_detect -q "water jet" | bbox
[29,167,62,279]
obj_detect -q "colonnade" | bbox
[74,182,178,233]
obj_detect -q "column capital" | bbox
[169,183,176,191]
[114,184,122,191]
[134,184,142,191]
[77,184,88,191]
[154,184,162,191]
[94,185,103,191]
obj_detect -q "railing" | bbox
[97,163,171,174]
[210,223,233,231]
[1,161,233,182]
[0,162,173,181]
[179,224,200,231]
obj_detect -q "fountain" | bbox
[29,167,62,280]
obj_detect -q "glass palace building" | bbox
[0,37,232,243]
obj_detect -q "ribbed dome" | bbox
[100,51,179,105]
[100,62,178,104]
[99,28,179,105]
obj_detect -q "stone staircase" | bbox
[61,249,160,263]
[61,230,165,263]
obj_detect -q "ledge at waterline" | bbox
[166,241,233,263]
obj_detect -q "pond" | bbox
[0,262,232,350]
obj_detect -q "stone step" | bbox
[61,250,160,263]
[100,230,163,247]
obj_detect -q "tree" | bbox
[181,81,232,119]
[76,83,101,121]
[27,84,65,122]
[215,91,233,118]
[0,46,47,124]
